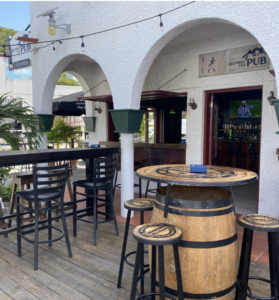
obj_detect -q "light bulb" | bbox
[81,41,85,52]
[47,26,57,36]
[159,15,164,31]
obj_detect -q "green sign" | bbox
[229,99,261,118]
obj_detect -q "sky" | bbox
[0,1,30,31]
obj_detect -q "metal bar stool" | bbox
[114,149,142,197]
[130,223,184,300]
[145,148,163,198]
[236,214,279,300]
[9,171,45,228]
[16,163,72,270]
[72,156,118,245]
[117,198,154,293]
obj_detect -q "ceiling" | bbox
[168,23,244,47]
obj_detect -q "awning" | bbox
[52,92,86,116]
[77,90,187,102]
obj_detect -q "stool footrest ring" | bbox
[135,292,176,300]
[124,250,149,268]
[238,276,278,300]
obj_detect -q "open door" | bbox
[208,94,219,165]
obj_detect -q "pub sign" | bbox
[199,44,270,77]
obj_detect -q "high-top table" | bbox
[0,147,119,235]
[136,164,258,300]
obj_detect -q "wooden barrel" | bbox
[150,185,238,300]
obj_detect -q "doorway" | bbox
[203,86,262,214]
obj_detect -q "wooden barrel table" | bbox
[136,164,258,300]
[152,185,237,300]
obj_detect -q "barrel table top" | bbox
[136,164,258,187]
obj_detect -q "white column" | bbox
[121,133,134,218]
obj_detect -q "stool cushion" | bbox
[133,223,183,246]
[124,198,154,211]
[73,179,110,189]
[238,214,279,232]
[16,188,61,201]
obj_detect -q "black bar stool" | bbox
[236,214,279,300]
[16,163,72,271]
[73,156,118,246]
[130,223,184,300]
[117,198,154,293]
[145,148,163,197]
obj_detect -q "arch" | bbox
[40,53,112,114]
[130,17,276,109]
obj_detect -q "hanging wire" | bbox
[5,1,195,49]
[78,79,107,98]
[157,69,187,89]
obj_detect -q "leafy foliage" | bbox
[0,183,15,201]
[0,93,45,150]
[57,73,81,86]
[0,26,16,54]
[50,119,83,148]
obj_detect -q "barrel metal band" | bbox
[178,233,238,248]
[154,281,235,299]
[154,201,234,217]
[156,191,232,209]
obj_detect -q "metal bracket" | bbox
[267,91,276,105]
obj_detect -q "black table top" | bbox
[0,147,119,167]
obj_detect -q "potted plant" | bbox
[49,119,83,166]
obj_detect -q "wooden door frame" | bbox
[203,85,263,165]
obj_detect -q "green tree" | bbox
[0,93,45,150]
[0,26,16,54]
[56,73,81,86]
[50,119,83,148]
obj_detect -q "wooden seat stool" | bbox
[130,223,184,300]
[117,198,154,293]
[8,171,45,227]
[236,214,279,300]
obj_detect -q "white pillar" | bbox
[121,133,134,218]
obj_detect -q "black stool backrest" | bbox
[248,142,260,157]
[32,163,69,200]
[94,157,117,189]
[146,148,163,166]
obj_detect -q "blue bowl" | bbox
[91,144,100,148]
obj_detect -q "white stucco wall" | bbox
[29,1,279,216]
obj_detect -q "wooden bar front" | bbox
[100,141,186,166]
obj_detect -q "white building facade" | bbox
[29,1,279,217]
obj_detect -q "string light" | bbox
[52,43,55,51]
[159,14,164,31]
[81,36,85,52]
[3,1,195,59]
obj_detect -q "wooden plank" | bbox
[0,245,91,300]
[0,269,39,300]
[5,234,130,300]
[0,258,65,300]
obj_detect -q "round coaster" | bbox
[133,223,182,246]
[124,198,154,211]
[238,214,279,232]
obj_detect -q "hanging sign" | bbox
[9,31,32,70]
[199,44,270,77]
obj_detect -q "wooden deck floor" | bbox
[0,217,273,300]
